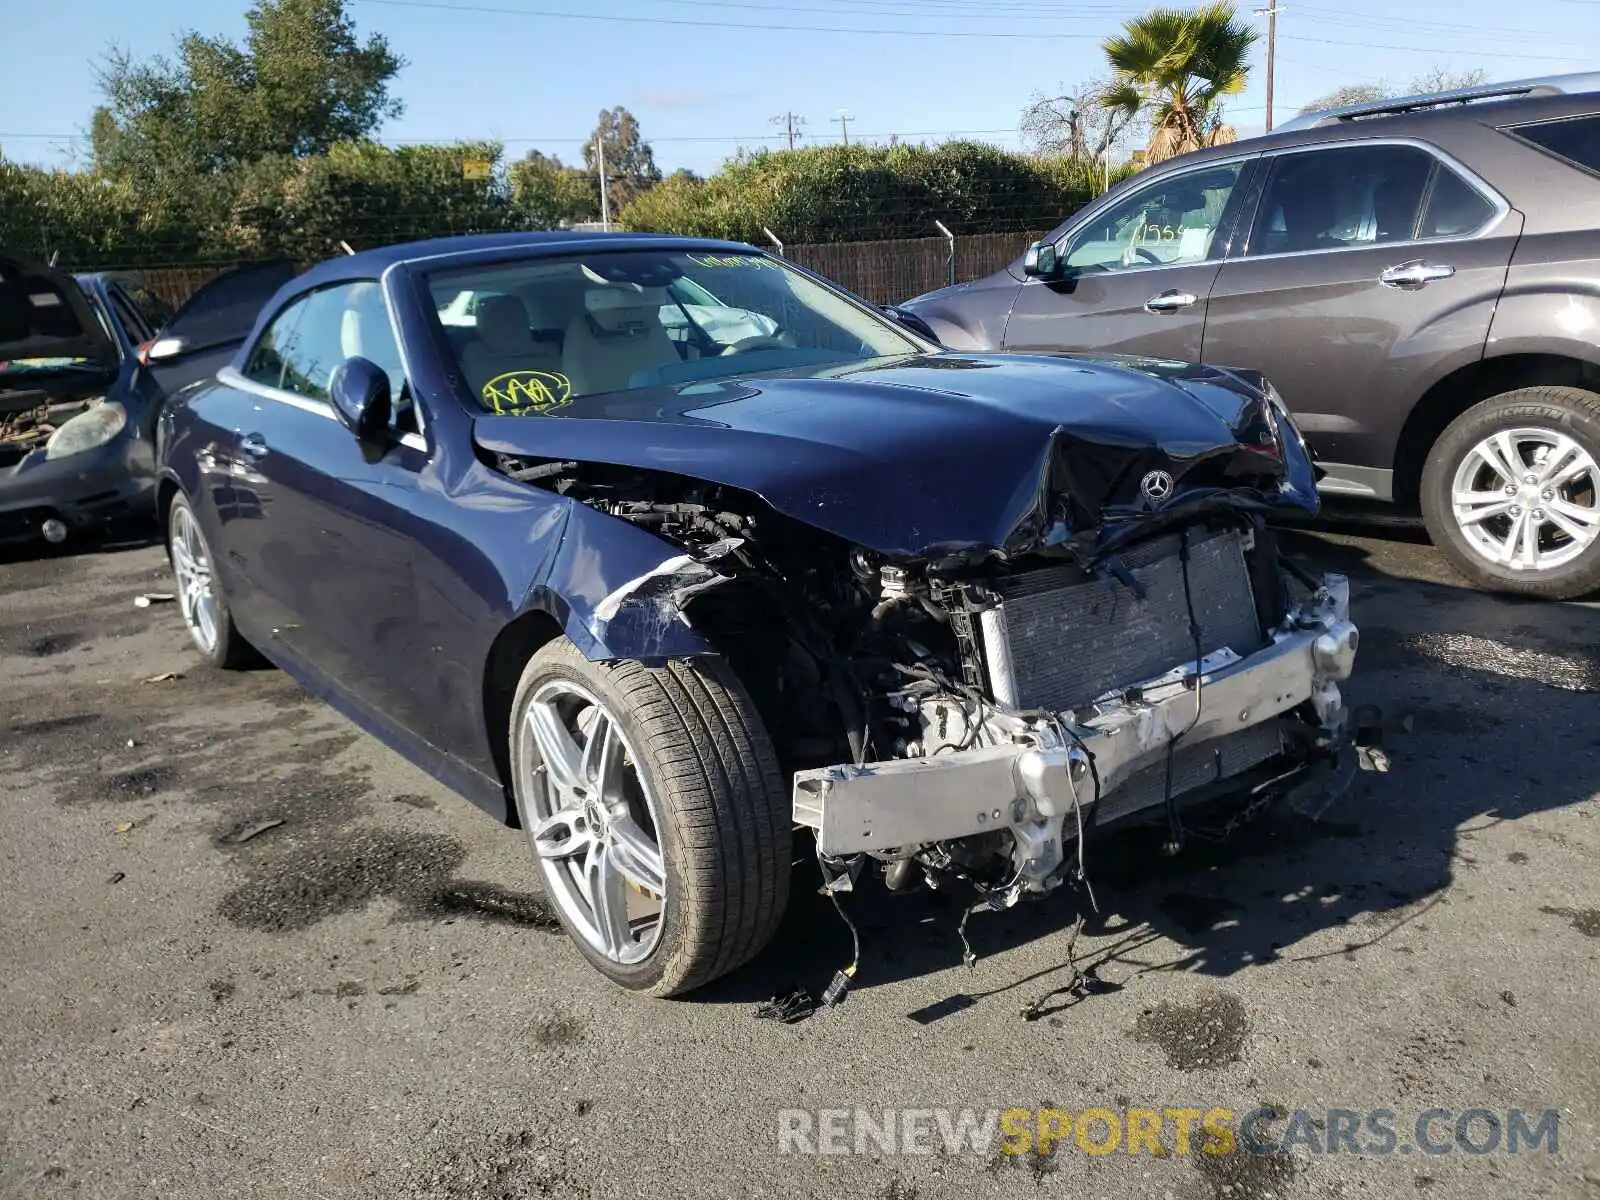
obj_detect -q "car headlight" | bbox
[45,402,126,460]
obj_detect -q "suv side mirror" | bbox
[329,356,393,455]
[879,304,942,345]
[1022,240,1059,278]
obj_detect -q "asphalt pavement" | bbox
[1,516,1597,1200]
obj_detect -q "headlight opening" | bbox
[44,401,126,460]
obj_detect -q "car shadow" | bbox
[0,520,161,568]
[699,516,1600,1014]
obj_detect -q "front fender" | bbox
[529,500,719,663]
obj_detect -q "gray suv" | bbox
[901,73,1600,599]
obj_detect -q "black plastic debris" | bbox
[222,818,286,845]
[755,984,817,1023]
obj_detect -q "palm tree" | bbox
[1102,3,1259,164]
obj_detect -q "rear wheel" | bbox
[1421,386,1600,600]
[509,639,790,997]
[167,491,256,668]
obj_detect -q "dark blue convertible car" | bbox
[155,231,1360,997]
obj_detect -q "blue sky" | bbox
[2,0,1596,177]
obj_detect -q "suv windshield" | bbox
[424,249,922,413]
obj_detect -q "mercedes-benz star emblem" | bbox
[1140,470,1175,504]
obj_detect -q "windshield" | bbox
[424,249,923,414]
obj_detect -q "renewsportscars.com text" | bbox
[777,1105,1560,1159]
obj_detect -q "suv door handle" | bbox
[1144,290,1198,313]
[1380,260,1455,289]
[239,432,268,459]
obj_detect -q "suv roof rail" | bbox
[1275,71,1600,133]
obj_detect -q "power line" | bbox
[1291,2,1573,39]
[1278,31,1587,62]
[615,0,1148,18]
[351,0,1110,37]
[771,112,806,150]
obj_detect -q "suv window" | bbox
[1505,114,1600,177]
[1419,169,1497,238]
[1250,144,1443,255]
[1062,162,1245,272]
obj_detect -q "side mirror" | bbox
[329,356,393,452]
[880,304,941,345]
[1022,240,1059,279]
[138,335,188,364]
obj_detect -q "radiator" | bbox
[976,527,1264,713]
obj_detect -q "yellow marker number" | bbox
[481,370,573,415]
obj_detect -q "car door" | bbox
[1202,141,1520,480]
[220,279,436,735]
[139,260,299,400]
[1002,156,1258,360]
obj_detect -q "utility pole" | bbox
[770,112,805,151]
[1255,5,1281,132]
[595,133,610,231]
[837,110,854,146]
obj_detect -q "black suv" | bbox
[902,73,1600,598]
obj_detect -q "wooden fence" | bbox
[109,229,1049,315]
[786,229,1046,304]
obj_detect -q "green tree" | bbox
[1101,2,1258,164]
[91,0,403,185]
[508,150,597,228]
[583,107,662,209]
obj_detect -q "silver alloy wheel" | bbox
[1450,427,1600,573]
[516,680,668,965]
[168,503,220,655]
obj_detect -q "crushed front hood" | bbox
[473,351,1320,561]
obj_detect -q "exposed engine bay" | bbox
[492,452,1360,930]
[0,388,106,469]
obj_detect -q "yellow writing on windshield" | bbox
[685,253,775,270]
[481,369,573,415]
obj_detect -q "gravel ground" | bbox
[1,517,1597,1200]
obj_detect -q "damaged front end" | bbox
[792,523,1357,912]
[481,355,1360,941]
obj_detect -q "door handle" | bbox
[1144,290,1198,313]
[1380,260,1455,289]
[239,432,268,459]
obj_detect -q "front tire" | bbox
[1421,386,1600,600]
[167,491,256,669]
[509,638,790,997]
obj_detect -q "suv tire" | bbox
[1421,386,1600,600]
[508,638,790,997]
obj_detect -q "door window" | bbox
[107,287,151,343]
[242,294,312,390]
[241,282,416,432]
[163,260,299,352]
[1247,144,1472,256]
[1418,168,1497,238]
[1061,162,1246,273]
[1504,114,1600,177]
